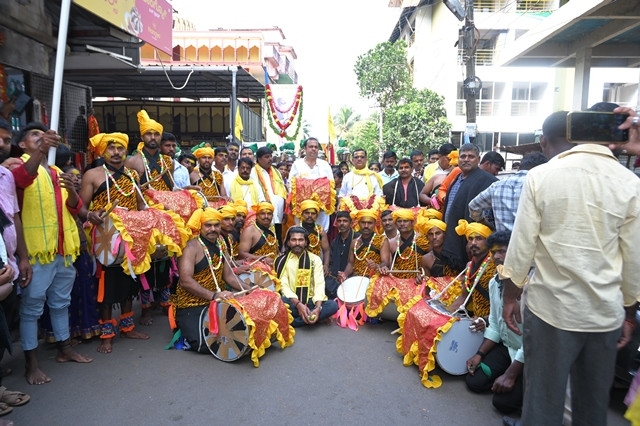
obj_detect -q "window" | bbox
[511,82,546,116]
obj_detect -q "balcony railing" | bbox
[458,48,495,66]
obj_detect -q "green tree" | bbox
[354,40,411,109]
[343,113,379,160]
[333,106,361,139]
[383,88,450,156]
[302,119,312,139]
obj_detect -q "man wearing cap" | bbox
[238,202,278,266]
[442,143,497,272]
[449,220,495,319]
[379,209,431,281]
[125,110,174,191]
[343,209,385,279]
[253,146,287,242]
[173,208,239,352]
[80,132,150,353]
[469,152,547,232]
[230,158,264,210]
[298,200,330,274]
[289,137,334,231]
[190,146,228,202]
[12,123,92,384]
[274,227,338,327]
[383,158,424,208]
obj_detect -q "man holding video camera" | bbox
[498,108,640,426]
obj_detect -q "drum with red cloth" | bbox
[334,276,370,330]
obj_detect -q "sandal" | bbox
[0,387,30,407]
[0,402,12,416]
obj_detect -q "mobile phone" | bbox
[567,111,629,143]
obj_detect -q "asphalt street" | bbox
[0,307,631,426]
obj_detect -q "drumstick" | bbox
[390,327,401,335]
[99,199,120,219]
[215,285,259,301]
[430,267,468,301]
[248,256,267,267]
[140,168,170,190]
[388,269,421,274]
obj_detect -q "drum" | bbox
[150,244,169,262]
[337,276,370,307]
[429,300,484,375]
[237,271,275,291]
[92,216,125,266]
[200,300,249,362]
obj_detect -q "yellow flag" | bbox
[328,107,337,144]
[235,106,244,142]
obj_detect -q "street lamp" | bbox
[443,0,465,21]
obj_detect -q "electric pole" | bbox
[463,0,478,143]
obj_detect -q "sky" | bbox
[169,0,401,141]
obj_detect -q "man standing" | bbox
[125,110,173,191]
[339,148,383,203]
[441,143,497,271]
[466,231,523,416]
[190,147,228,202]
[253,147,287,242]
[427,149,439,164]
[289,137,334,231]
[230,158,264,210]
[240,146,255,162]
[479,151,506,177]
[238,202,278,266]
[160,132,189,189]
[12,123,92,384]
[326,211,357,298]
[409,149,426,180]
[275,227,338,327]
[383,158,424,208]
[298,200,330,274]
[80,133,150,352]
[423,143,457,183]
[226,141,240,173]
[378,150,398,186]
[499,110,640,425]
[469,152,547,232]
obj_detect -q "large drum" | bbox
[200,300,249,362]
[92,216,125,266]
[429,300,484,375]
[237,270,275,292]
[337,276,370,307]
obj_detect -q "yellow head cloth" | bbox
[300,200,320,213]
[353,208,378,223]
[448,150,459,167]
[187,208,222,233]
[251,202,274,214]
[421,208,443,220]
[455,219,492,240]
[89,132,128,156]
[426,219,446,232]
[392,208,415,222]
[193,147,216,159]
[218,205,237,219]
[233,200,248,216]
[137,109,163,136]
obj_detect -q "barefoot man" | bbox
[12,123,92,384]
[80,132,151,354]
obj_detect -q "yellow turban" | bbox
[233,200,248,216]
[193,147,215,159]
[137,109,163,136]
[426,219,446,232]
[218,205,237,219]
[352,208,378,223]
[421,208,443,220]
[448,150,459,167]
[89,132,128,156]
[455,219,492,239]
[187,208,222,233]
[392,208,415,222]
[251,202,274,214]
[300,200,320,213]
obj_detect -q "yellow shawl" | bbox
[352,167,383,194]
[231,175,260,205]
[20,154,80,265]
[254,164,287,202]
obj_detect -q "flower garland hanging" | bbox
[266,84,303,141]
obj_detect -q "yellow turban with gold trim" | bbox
[137,109,163,136]
[352,208,378,222]
[218,205,237,219]
[251,202,274,214]
[300,200,320,213]
[448,150,459,167]
[233,200,248,216]
[426,219,446,232]
[187,208,222,233]
[455,219,492,239]
[89,132,128,156]
[193,147,216,159]
[392,208,415,222]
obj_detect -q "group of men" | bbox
[1,102,640,426]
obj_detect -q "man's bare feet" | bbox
[24,367,51,385]
[139,309,153,326]
[97,338,113,354]
[56,339,93,363]
[121,330,149,340]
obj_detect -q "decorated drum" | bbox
[237,271,275,291]
[200,300,249,362]
[337,276,370,307]
[92,216,125,266]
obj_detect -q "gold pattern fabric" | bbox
[353,234,384,276]
[144,189,198,222]
[197,171,223,199]
[252,233,279,262]
[147,164,172,192]
[468,260,496,318]
[306,225,322,257]
[391,234,431,279]
[173,255,224,309]
[290,177,336,217]
[91,169,139,212]
[365,274,424,317]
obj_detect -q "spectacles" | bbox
[353,156,366,160]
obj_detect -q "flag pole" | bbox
[47,0,72,166]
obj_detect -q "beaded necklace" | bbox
[198,169,215,188]
[395,232,416,260]
[103,165,136,197]
[354,233,375,261]
[198,237,223,293]
[464,254,490,293]
[306,224,322,248]
[141,150,167,183]
[255,223,277,247]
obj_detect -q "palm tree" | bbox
[333,106,361,139]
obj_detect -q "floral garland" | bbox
[266,84,303,141]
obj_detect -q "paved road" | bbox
[0,307,631,426]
